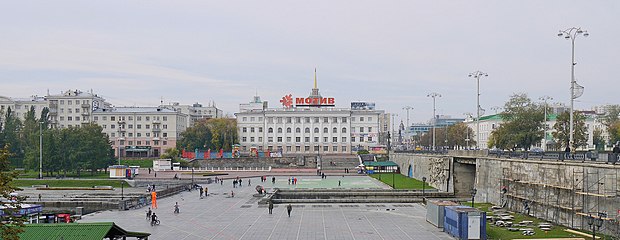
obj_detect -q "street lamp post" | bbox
[586,213,603,240]
[558,27,588,150]
[121,181,125,200]
[471,188,477,208]
[39,122,43,179]
[422,177,427,201]
[427,93,441,151]
[539,96,553,151]
[468,71,488,149]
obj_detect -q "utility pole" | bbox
[469,71,488,149]
[39,122,43,179]
[539,96,553,151]
[427,93,441,150]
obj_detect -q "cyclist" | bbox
[174,202,180,214]
[151,212,158,226]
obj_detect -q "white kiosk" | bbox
[153,159,172,171]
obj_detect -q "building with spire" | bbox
[235,70,387,155]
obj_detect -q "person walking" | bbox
[248,179,251,186]
[272,176,276,184]
[221,180,223,186]
[338,180,341,187]
[205,186,208,197]
[146,207,152,220]
[38,193,42,202]
[174,202,180,214]
[286,204,292,217]
[564,145,571,160]
[199,187,204,199]
[268,201,274,214]
[239,179,243,187]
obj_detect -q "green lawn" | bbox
[369,173,434,190]
[18,171,111,179]
[12,179,127,188]
[465,202,592,240]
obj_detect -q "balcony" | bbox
[81,112,90,116]
[118,128,126,132]
[81,103,90,108]
[152,120,161,124]
[152,128,161,132]
[152,137,160,141]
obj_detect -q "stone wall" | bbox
[195,156,308,169]
[389,153,453,193]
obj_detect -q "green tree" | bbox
[0,145,26,239]
[489,93,545,150]
[0,107,24,167]
[22,106,40,171]
[177,120,213,151]
[447,123,476,149]
[177,118,238,152]
[552,111,588,150]
[599,105,620,145]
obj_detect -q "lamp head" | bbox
[422,177,427,182]
[587,214,594,225]
[583,31,589,37]
[564,35,570,39]
[557,32,563,37]
[484,73,488,77]
[468,74,472,77]
[576,29,583,34]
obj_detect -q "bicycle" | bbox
[150,219,160,226]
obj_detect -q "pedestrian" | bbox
[288,178,291,185]
[268,201,274,214]
[248,179,251,186]
[38,193,41,202]
[338,180,341,187]
[286,204,292,217]
[233,180,237,188]
[174,202,180,214]
[317,169,320,175]
[154,172,157,178]
[239,179,243,187]
[564,145,571,160]
[613,144,620,164]
[272,176,276,184]
[231,190,235,198]
[205,186,208,197]
[148,168,151,174]
[199,187,204,198]
[221,180,223,186]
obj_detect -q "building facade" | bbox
[93,107,187,157]
[160,102,223,127]
[0,95,48,123]
[46,89,111,129]
[235,78,386,155]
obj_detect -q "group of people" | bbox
[146,184,156,192]
[199,186,208,198]
[232,178,243,188]
[288,177,298,185]
[267,201,293,217]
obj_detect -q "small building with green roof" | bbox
[18,222,150,240]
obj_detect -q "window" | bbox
[128,140,132,145]
[258,117,263,121]
[295,117,301,123]
[146,140,150,145]
[323,117,329,123]
[146,133,150,137]
[258,137,263,142]
[368,127,372,132]
[137,141,142,145]
[128,133,133,137]
[314,128,319,133]
[146,116,150,121]
[360,127,364,132]
[342,137,347,142]
[278,128,282,133]
[103,116,107,121]
[296,137,301,142]
[314,137,319,142]
[314,117,319,123]
[250,137,255,142]
[296,146,301,151]
[137,133,142,137]
[68,116,72,121]
[342,128,347,133]
[305,128,310,133]
[277,137,282,142]
[323,146,329,152]
[304,117,310,123]
[163,133,167,137]
[128,116,132,121]
[333,137,337,143]
[342,146,347,152]
[368,137,373,142]
[111,124,115,129]
[60,100,64,105]
[360,117,365,121]
[268,137,273,142]
[333,127,337,133]
[146,125,150,129]
[94,116,98,121]
[111,116,115,121]
[137,116,142,121]
[333,146,338,152]
[268,128,273,133]
[137,124,142,129]
[323,127,328,133]
[163,124,167,129]
[75,116,80,121]
[111,133,115,137]
[286,117,292,123]
[351,137,356,142]
[259,127,263,132]
[323,137,328,142]
[286,127,291,133]
[268,117,273,123]
[277,117,283,123]
[251,127,255,133]
[342,117,347,123]
[67,100,72,105]
[68,108,72,113]
[305,137,310,142]
[286,146,292,151]
[163,141,167,145]
[250,117,255,121]
[368,117,372,121]
[286,137,291,142]
[296,128,301,133]
[128,124,133,129]
[242,137,247,142]
[243,127,247,133]
[242,117,247,121]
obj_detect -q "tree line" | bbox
[176,118,238,152]
[0,106,114,176]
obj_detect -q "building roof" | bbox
[19,222,150,240]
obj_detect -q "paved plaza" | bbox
[82,175,453,240]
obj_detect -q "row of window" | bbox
[102,124,166,130]
[93,116,167,122]
[240,116,373,124]
[117,140,167,146]
[58,116,88,121]
[242,127,373,134]
[58,108,87,114]
[57,100,90,105]
[241,136,372,143]
[243,145,348,153]
[109,132,168,138]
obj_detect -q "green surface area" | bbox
[369,173,434,190]
[18,171,110,179]
[19,222,149,240]
[120,159,154,168]
[12,179,127,188]
[466,202,589,240]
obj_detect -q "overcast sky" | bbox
[1,1,618,125]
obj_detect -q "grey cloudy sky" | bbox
[1,1,618,124]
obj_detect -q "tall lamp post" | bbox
[422,177,427,201]
[468,71,488,149]
[539,96,553,151]
[463,113,473,150]
[39,122,43,179]
[586,213,603,240]
[558,27,588,150]
[402,106,413,148]
[427,93,441,151]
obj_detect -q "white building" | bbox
[0,95,48,122]
[235,78,386,155]
[160,102,223,127]
[46,89,111,129]
[93,107,187,157]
